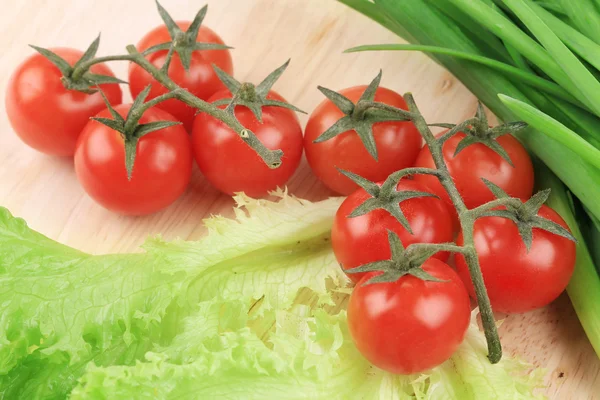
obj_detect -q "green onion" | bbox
[537,164,600,357]
[501,0,600,115]
[346,44,581,107]
[499,95,600,169]
[447,0,586,102]
[526,2,600,71]
[562,0,600,43]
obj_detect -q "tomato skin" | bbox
[332,180,454,283]
[129,22,233,132]
[191,89,303,197]
[74,104,192,216]
[348,258,470,374]
[304,86,422,195]
[6,48,122,156]
[413,131,534,213]
[455,205,576,314]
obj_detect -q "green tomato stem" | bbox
[68,46,283,169]
[70,55,135,81]
[125,45,283,168]
[123,90,183,135]
[406,242,469,255]
[469,197,523,217]
[404,93,502,364]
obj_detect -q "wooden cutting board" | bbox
[1,0,598,398]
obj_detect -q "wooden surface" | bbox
[1,0,599,398]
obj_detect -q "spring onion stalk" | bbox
[498,95,600,169]
[537,164,600,357]
[524,1,600,70]
[339,0,600,358]
[346,44,581,107]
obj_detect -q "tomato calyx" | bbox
[30,36,126,94]
[433,102,529,167]
[472,178,576,250]
[210,60,306,122]
[149,1,232,72]
[312,71,413,160]
[92,86,183,179]
[125,45,285,170]
[347,230,460,285]
[339,168,441,234]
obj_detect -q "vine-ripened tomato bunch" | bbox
[6,2,577,376]
[6,2,303,215]
[313,74,576,373]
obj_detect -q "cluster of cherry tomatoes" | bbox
[6,18,305,215]
[326,89,576,373]
[6,8,577,376]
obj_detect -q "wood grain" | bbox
[1,0,598,398]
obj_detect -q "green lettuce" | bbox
[0,192,345,399]
[0,192,545,399]
[70,303,545,399]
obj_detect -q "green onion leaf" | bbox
[502,0,600,115]
[346,43,581,107]
[447,0,586,105]
[499,94,600,169]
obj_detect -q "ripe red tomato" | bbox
[129,22,233,132]
[348,258,470,374]
[455,205,576,314]
[74,104,192,216]
[304,86,422,195]
[413,131,534,212]
[6,48,122,156]
[191,89,303,197]
[332,180,454,283]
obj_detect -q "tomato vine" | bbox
[31,2,290,173]
[336,87,575,363]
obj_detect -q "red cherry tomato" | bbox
[129,22,233,131]
[455,204,576,314]
[6,48,122,156]
[74,104,192,216]
[413,131,534,214]
[191,89,303,197]
[304,86,422,195]
[348,258,471,374]
[332,180,454,283]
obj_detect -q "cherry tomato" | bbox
[348,258,471,374]
[455,204,576,314]
[74,104,192,216]
[413,131,534,213]
[6,48,122,156]
[191,89,303,197]
[129,22,233,132]
[332,180,454,283]
[304,86,422,195]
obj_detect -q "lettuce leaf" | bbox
[0,192,544,399]
[144,191,347,311]
[70,302,545,400]
[0,193,345,399]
